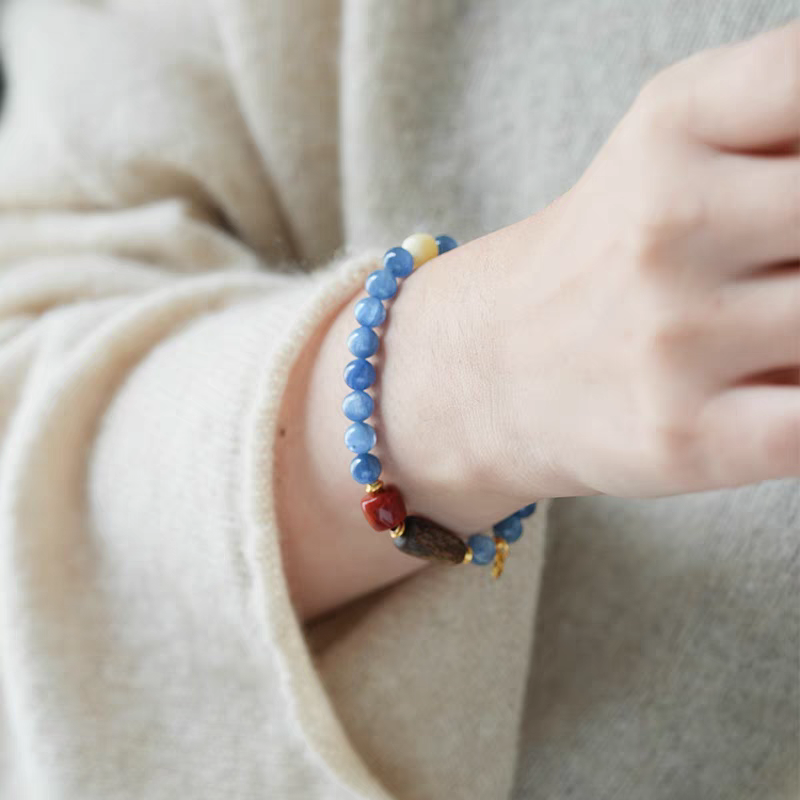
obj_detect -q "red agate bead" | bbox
[361,485,407,531]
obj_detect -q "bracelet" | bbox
[342,232,537,579]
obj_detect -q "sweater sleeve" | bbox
[0,3,389,798]
[0,3,549,800]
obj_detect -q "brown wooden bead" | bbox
[392,516,468,564]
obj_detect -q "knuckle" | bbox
[633,71,679,134]
[787,171,800,233]
[634,73,666,114]
[634,359,707,483]
[767,23,800,116]
[762,410,800,473]
[645,414,704,481]
[791,20,800,57]
[646,312,702,370]
[634,57,704,139]
[736,22,800,124]
[629,187,707,272]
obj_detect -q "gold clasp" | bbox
[491,538,510,579]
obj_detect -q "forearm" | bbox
[273,282,433,621]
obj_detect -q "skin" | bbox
[275,22,800,621]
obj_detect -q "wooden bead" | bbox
[392,516,468,564]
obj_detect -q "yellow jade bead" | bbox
[401,232,438,269]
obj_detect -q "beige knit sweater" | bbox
[0,2,796,799]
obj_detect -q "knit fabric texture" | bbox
[0,1,796,799]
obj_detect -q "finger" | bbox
[697,271,800,383]
[666,22,800,151]
[705,153,800,271]
[701,385,800,486]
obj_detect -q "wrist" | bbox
[276,222,551,618]
[377,228,524,531]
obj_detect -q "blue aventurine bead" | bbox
[350,453,382,484]
[467,533,496,566]
[342,390,374,421]
[435,235,458,255]
[347,326,380,358]
[354,296,386,327]
[344,421,377,454]
[518,502,537,518]
[383,246,414,278]
[344,358,376,391]
[365,268,398,300]
[493,513,523,543]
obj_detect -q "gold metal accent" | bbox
[491,538,510,579]
[389,521,405,539]
[365,480,384,494]
[462,547,474,565]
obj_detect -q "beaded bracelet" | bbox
[343,233,537,578]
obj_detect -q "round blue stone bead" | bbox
[350,453,382,484]
[344,421,377,454]
[365,268,398,300]
[342,390,374,421]
[383,246,414,278]
[435,235,458,255]
[347,326,379,358]
[493,513,523,543]
[467,533,496,566]
[343,358,376,391]
[354,296,386,327]
[518,502,537,518]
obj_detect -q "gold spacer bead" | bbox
[462,547,474,565]
[494,539,510,556]
[365,480,384,494]
[389,521,405,539]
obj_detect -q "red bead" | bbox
[361,485,407,531]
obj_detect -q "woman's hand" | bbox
[278,22,799,618]
[382,22,799,520]
[503,20,800,500]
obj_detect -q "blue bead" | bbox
[467,534,496,566]
[350,453,382,484]
[347,326,379,358]
[435,235,458,255]
[344,421,377,454]
[342,390,374,421]
[383,246,414,278]
[518,502,537,518]
[344,358,376,391]
[365,268,398,300]
[493,513,523,543]
[354,296,386,327]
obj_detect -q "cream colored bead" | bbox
[401,232,438,269]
